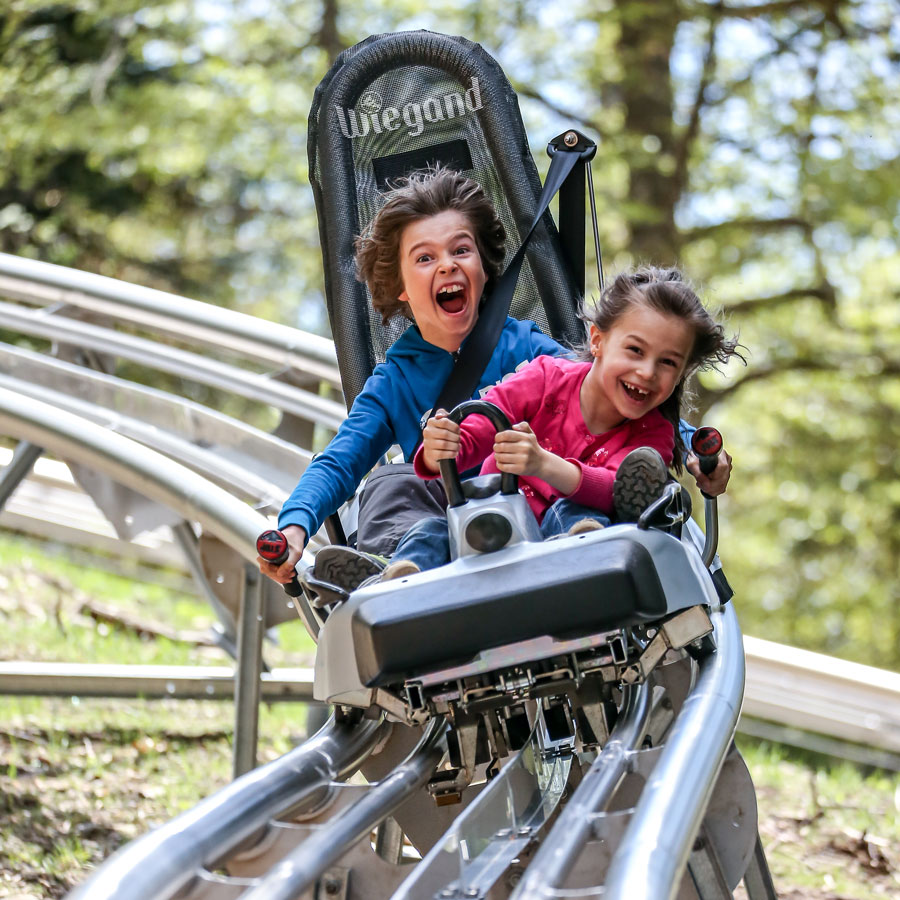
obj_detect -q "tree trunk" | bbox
[615,2,682,264]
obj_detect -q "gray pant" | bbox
[354,463,447,557]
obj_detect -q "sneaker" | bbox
[613,447,668,522]
[380,559,421,581]
[568,518,605,535]
[313,546,386,594]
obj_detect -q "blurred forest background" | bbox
[1,0,898,668]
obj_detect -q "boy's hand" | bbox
[257,524,306,584]
[686,450,732,497]
[422,409,461,473]
[493,422,547,477]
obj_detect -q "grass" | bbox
[0,530,898,899]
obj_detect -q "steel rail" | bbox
[603,602,745,900]
[509,685,652,899]
[0,342,313,492]
[0,372,287,513]
[0,300,347,431]
[66,714,389,900]
[0,385,268,560]
[242,719,445,900]
[0,661,316,701]
[0,251,341,386]
[0,383,321,643]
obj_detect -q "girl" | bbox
[380,266,743,578]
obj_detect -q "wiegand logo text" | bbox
[335,78,483,140]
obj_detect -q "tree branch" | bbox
[725,285,836,316]
[682,215,809,241]
[673,4,721,193]
[687,0,822,21]
[512,81,602,135]
[700,355,900,409]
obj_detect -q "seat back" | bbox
[308,30,584,406]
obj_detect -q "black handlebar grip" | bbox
[256,529,303,598]
[439,400,518,506]
[691,426,723,476]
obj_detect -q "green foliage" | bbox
[1,0,898,667]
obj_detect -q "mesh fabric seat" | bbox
[308,30,584,407]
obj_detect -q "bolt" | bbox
[516,826,531,837]
[564,131,578,147]
[323,875,342,895]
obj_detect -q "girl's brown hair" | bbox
[355,167,506,324]
[579,266,744,472]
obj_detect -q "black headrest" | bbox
[308,30,583,407]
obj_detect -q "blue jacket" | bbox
[278,316,569,538]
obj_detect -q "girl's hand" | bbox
[422,409,461,473]
[493,422,547,477]
[686,449,732,497]
[257,524,306,585]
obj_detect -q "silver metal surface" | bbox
[0,439,42,509]
[172,521,238,646]
[0,384,268,560]
[234,565,265,778]
[0,300,346,430]
[0,342,313,494]
[65,714,389,900]
[603,603,745,900]
[0,372,287,515]
[0,251,340,385]
[509,685,651,899]
[701,497,719,568]
[391,717,573,900]
[0,661,316,701]
[242,719,445,900]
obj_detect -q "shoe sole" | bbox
[314,546,384,593]
[614,448,668,522]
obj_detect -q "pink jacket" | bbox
[413,355,675,523]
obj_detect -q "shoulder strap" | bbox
[431,145,583,416]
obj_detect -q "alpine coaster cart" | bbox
[67,30,777,900]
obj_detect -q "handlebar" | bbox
[256,529,303,598]
[437,401,518,507]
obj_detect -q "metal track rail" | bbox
[66,715,389,900]
[243,719,445,900]
[508,685,651,899]
[0,342,313,493]
[390,713,575,900]
[0,300,346,431]
[0,251,341,386]
[603,602,745,899]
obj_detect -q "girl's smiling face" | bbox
[582,303,695,432]
[397,210,487,353]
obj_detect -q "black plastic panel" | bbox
[351,538,670,686]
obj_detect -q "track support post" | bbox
[233,563,265,778]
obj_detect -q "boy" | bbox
[258,167,569,595]
[259,169,732,596]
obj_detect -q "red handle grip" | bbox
[256,529,303,597]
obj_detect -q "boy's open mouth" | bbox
[436,283,467,314]
[621,380,650,403]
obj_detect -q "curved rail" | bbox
[0,341,312,493]
[0,251,340,385]
[0,372,287,514]
[66,714,389,900]
[0,300,347,431]
[243,719,445,900]
[509,685,652,899]
[0,385,267,559]
[603,601,745,899]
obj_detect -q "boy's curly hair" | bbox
[579,266,745,472]
[355,167,506,325]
